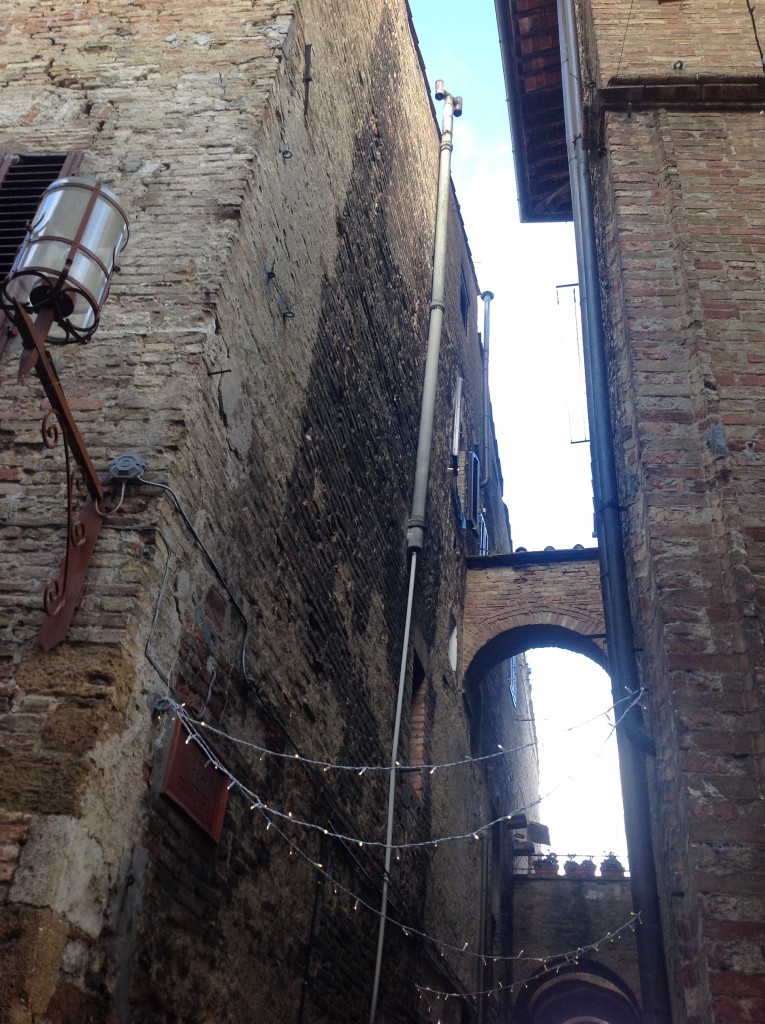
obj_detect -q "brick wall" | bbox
[0,0,526,1021]
[586,0,759,85]
[463,549,606,676]
[584,2,765,1016]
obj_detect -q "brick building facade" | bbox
[0,2,537,1022]
[497,0,765,1021]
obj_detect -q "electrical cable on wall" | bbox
[745,0,765,72]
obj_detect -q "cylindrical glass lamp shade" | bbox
[1,177,129,342]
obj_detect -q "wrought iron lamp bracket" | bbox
[14,300,108,650]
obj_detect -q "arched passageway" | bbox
[459,547,643,1021]
[512,962,641,1024]
[461,547,606,688]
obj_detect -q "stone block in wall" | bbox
[0,905,68,1024]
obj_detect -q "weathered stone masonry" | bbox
[0,2,532,1023]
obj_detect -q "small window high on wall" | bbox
[459,267,470,331]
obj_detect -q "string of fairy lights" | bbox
[197,729,644,990]
[414,912,642,1005]
[256,790,639,974]
[109,477,642,1004]
[157,686,643,854]
[159,686,642,778]
[152,674,643,984]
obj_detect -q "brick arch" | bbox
[461,549,607,684]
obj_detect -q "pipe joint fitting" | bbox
[407,516,426,553]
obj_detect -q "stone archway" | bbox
[461,547,606,685]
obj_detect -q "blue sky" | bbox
[408,0,629,865]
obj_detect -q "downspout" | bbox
[555,3,673,1022]
[369,83,461,1024]
[480,290,494,489]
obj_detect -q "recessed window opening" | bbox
[459,266,470,331]
[447,615,458,672]
[410,653,428,796]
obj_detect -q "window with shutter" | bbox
[466,448,481,530]
[0,151,83,358]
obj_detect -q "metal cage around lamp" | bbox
[1,176,129,343]
[1,175,129,650]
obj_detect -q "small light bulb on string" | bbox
[354,899,360,911]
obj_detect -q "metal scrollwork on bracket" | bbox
[40,419,93,622]
[42,409,60,450]
[12,304,108,650]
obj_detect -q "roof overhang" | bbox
[494,0,571,223]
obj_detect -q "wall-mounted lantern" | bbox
[1,176,129,650]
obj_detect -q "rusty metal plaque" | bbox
[160,719,229,842]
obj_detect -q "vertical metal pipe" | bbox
[407,87,460,553]
[368,552,417,1024]
[480,290,494,488]
[555,2,672,1022]
[370,86,461,1024]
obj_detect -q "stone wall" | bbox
[0,1,532,1022]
